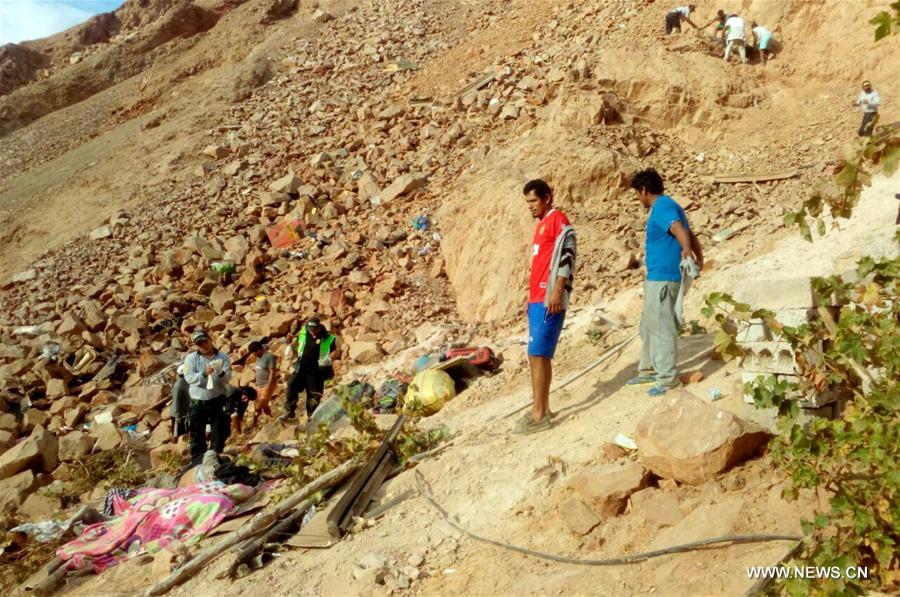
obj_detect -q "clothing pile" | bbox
[58,482,255,574]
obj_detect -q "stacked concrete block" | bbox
[732,277,836,411]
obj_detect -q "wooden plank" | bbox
[144,459,359,596]
[713,171,799,184]
[457,72,496,97]
[325,416,405,536]
[337,450,394,533]
[286,487,348,548]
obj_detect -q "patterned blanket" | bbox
[58,482,254,573]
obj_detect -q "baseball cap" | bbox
[192,329,210,344]
[307,317,321,328]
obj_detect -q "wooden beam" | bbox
[713,171,799,184]
[143,459,359,596]
[327,416,404,534]
[457,73,496,97]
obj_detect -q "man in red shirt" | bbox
[517,179,576,435]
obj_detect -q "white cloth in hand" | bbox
[675,256,701,329]
[206,359,223,389]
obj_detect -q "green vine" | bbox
[703,253,899,593]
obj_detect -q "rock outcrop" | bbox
[634,391,771,485]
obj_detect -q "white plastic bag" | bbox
[206,359,223,389]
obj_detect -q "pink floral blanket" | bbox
[58,482,254,573]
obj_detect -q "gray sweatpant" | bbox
[638,280,681,386]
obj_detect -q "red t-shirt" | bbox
[529,208,570,303]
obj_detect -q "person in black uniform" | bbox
[279,318,338,422]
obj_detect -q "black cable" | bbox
[415,471,800,567]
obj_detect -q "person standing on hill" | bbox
[751,21,774,65]
[854,80,881,137]
[248,340,276,428]
[516,179,576,435]
[665,4,698,34]
[628,169,703,397]
[279,318,337,422]
[182,329,232,464]
[724,13,748,64]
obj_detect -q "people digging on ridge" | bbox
[751,21,774,65]
[182,329,232,464]
[723,13,748,64]
[665,4,698,35]
[280,317,337,423]
[248,339,276,428]
[628,169,704,398]
[516,179,576,435]
[703,9,727,43]
[854,80,880,137]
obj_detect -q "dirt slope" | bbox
[0,0,898,594]
[439,0,900,323]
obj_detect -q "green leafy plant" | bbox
[586,327,605,346]
[704,254,899,594]
[870,0,900,40]
[785,126,900,242]
[680,319,708,336]
[267,384,447,499]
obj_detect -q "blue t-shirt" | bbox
[645,195,689,282]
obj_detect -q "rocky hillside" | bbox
[0,0,898,592]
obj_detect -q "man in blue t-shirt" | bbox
[628,169,704,396]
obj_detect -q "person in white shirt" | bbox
[665,4,697,35]
[751,21,774,65]
[854,80,881,137]
[182,329,232,464]
[724,14,747,64]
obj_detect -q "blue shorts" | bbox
[758,32,772,50]
[528,302,566,359]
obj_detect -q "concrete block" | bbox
[736,319,769,343]
[732,277,815,310]
[740,341,797,375]
[772,308,810,328]
[797,404,835,425]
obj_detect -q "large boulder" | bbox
[0,413,17,432]
[253,311,295,337]
[22,408,48,432]
[629,487,684,528]
[634,391,771,485]
[209,286,236,314]
[348,341,384,364]
[57,313,88,336]
[0,470,36,511]
[566,461,649,518]
[20,492,62,520]
[0,430,15,452]
[0,425,58,479]
[650,498,745,550]
[91,423,123,451]
[558,497,601,535]
[376,173,427,203]
[119,384,166,413]
[58,431,96,462]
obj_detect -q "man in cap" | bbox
[665,4,698,35]
[182,329,232,464]
[854,80,881,137]
[279,317,338,422]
